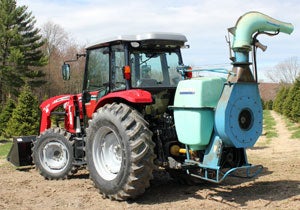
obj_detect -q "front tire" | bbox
[33,128,75,179]
[86,103,155,200]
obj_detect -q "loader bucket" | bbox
[7,136,36,167]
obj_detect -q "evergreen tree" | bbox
[282,88,293,118]
[283,80,300,118]
[273,87,281,112]
[263,100,273,110]
[5,84,40,137]
[0,98,15,136]
[268,100,273,110]
[273,86,289,114]
[0,0,47,106]
[290,79,300,122]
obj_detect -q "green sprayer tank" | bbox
[173,77,225,150]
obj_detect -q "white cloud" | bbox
[18,0,300,79]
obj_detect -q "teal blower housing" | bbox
[215,11,293,148]
[173,11,293,182]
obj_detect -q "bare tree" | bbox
[63,45,86,94]
[37,21,85,99]
[266,57,300,84]
[42,21,69,56]
[40,21,69,97]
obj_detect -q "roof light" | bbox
[130,42,140,48]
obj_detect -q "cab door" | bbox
[84,46,110,118]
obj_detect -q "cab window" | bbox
[111,45,126,91]
[130,51,182,88]
[86,47,109,92]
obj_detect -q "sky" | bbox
[18,0,300,81]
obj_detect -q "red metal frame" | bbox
[40,95,71,133]
[39,89,152,134]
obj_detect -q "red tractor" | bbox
[8,12,293,201]
[11,32,190,200]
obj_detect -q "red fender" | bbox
[85,89,153,118]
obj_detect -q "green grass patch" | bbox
[285,117,298,130]
[291,129,300,138]
[285,119,294,128]
[263,110,278,139]
[265,131,278,138]
[283,116,300,139]
[0,141,12,158]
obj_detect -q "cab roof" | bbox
[86,32,188,49]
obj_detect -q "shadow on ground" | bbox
[133,168,299,206]
[209,179,300,206]
[0,139,10,144]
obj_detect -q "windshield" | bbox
[130,50,183,88]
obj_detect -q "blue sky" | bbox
[18,0,299,81]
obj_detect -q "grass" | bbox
[263,111,300,140]
[0,141,12,158]
[291,130,300,138]
[263,110,278,139]
[284,117,300,139]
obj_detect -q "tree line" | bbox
[269,79,300,123]
[0,0,84,137]
[0,0,85,106]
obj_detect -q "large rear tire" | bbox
[33,128,76,179]
[86,103,155,200]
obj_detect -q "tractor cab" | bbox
[84,32,187,90]
[63,33,189,118]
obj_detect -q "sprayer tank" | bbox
[173,77,225,150]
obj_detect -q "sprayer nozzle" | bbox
[255,40,267,52]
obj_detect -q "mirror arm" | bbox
[62,54,86,80]
[64,53,86,64]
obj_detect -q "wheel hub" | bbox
[94,127,123,181]
[42,142,68,170]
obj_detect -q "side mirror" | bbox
[62,63,70,80]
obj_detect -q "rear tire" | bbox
[33,128,75,179]
[86,103,155,200]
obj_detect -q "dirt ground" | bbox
[0,111,299,209]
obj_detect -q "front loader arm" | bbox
[39,95,72,133]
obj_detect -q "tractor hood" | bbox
[230,11,294,52]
